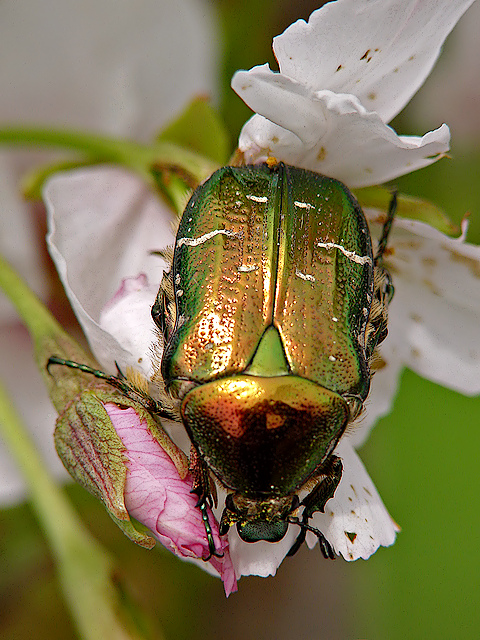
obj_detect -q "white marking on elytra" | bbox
[238,264,258,273]
[317,241,372,266]
[329,355,337,362]
[177,229,240,248]
[175,274,181,285]
[295,269,316,282]
[332,316,339,322]
[246,194,268,203]
[294,200,314,210]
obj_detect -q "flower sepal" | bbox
[53,385,162,550]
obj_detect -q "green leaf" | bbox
[157,96,230,165]
[354,185,460,237]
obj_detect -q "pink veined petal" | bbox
[44,167,175,373]
[105,403,237,594]
[272,0,476,123]
[308,439,399,561]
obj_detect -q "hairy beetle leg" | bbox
[287,456,343,558]
[375,191,397,265]
[189,447,223,560]
[47,356,177,421]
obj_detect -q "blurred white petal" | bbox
[44,167,175,373]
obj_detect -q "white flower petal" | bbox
[0,0,217,320]
[233,66,326,146]
[308,439,399,560]
[227,525,298,579]
[100,275,160,377]
[271,0,476,123]
[345,352,404,450]
[0,0,217,138]
[44,167,175,372]
[412,1,480,140]
[384,219,480,394]
[236,87,450,187]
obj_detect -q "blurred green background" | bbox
[1,1,480,638]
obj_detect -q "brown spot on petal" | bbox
[423,278,441,296]
[363,487,372,496]
[411,347,421,359]
[360,49,371,60]
[410,313,422,323]
[345,531,357,543]
[368,92,376,101]
[422,256,437,269]
[448,250,480,279]
[317,146,327,161]
[408,55,415,61]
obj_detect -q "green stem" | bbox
[0,256,164,638]
[0,381,157,640]
[0,253,60,338]
[0,125,217,190]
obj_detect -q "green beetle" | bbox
[152,162,395,558]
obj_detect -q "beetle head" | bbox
[219,493,300,542]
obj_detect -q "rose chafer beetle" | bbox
[152,162,395,558]
[49,161,395,560]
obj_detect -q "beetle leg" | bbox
[189,447,223,559]
[151,262,176,341]
[364,192,397,357]
[46,356,178,421]
[287,456,342,558]
[302,456,343,516]
[375,191,397,265]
